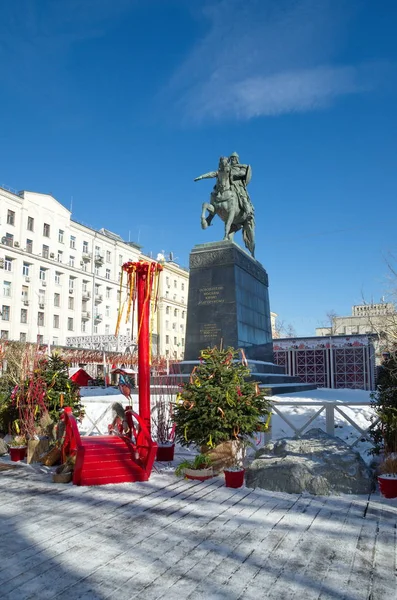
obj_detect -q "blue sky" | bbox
[1,0,397,335]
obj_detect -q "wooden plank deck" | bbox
[0,466,396,600]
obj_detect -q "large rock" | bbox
[246,428,374,495]
[0,438,9,456]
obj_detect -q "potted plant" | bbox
[377,455,397,498]
[152,399,176,461]
[175,453,213,481]
[172,346,272,472]
[8,435,28,462]
[370,353,397,497]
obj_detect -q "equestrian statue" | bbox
[194,152,255,257]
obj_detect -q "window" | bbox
[94,325,98,334]
[27,216,34,232]
[67,318,74,331]
[55,271,61,285]
[53,337,59,345]
[4,257,12,272]
[172,322,176,330]
[7,210,15,226]
[95,284,100,296]
[3,281,11,297]
[37,312,44,327]
[165,290,169,298]
[174,308,178,317]
[1,330,9,340]
[20,332,27,342]
[181,296,185,304]
[106,287,111,299]
[105,324,110,334]
[70,235,76,249]
[174,336,177,345]
[165,349,169,357]
[43,223,50,237]
[166,335,169,344]
[39,267,46,281]
[180,324,184,333]
[53,315,60,328]
[166,306,170,315]
[166,277,170,287]
[106,251,111,263]
[57,250,63,263]
[82,281,88,292]
[105,306,110,317]
[20,309,27,324]
[23,262,30,277]
[95,266,99,276]
[117,290,121,303]
[81,321,86,332]
[58,229,64,243]
[83,241,89,253]
[105,269,110,280]
[181,282,185,291]
[69,256,75,267]
[21,286,28,302]
[42,245,49,259]
[5,232,14,246]
[182,310,185,319]
[38,290,45,305]
[166,320,169,330]
[37,334,43,344]
[26,239,33,253]
[119,254,123,266]
[181,338,184,346]
[54,293,60,307]
[2,305,10,320]
[81,262,87,272]
[174,280,177,288]
[69,277,74,290]
[95,245,100,256]
[68,296,74,310]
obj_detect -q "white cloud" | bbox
[165,0,377,122]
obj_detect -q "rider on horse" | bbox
[194,152,254,225]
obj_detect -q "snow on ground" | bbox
[267,388,375,464]
[78,386,377,464]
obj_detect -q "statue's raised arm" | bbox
[194,170,218,182]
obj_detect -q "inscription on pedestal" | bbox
[198,285,225,306]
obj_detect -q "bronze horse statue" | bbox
[196,157,255,257]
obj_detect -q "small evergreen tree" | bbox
[38,353,84,421]
[172,346,271,449]
[370,354,397,455]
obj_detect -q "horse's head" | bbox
[218,156,229,172]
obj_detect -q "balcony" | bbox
[94,294,103,304]
[94,314,103,322]
[81,311,91,321]
[94,254,104,266]
[82,252,92,263]
[82,290,91,301]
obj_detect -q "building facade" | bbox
[315,302,396,337]
[0,187,188,358]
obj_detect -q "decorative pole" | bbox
[117,261,163,435]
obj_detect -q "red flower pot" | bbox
[224,469,245,488]
[156,444,175,462]
[10,446,27,462]
[378,475,397,498]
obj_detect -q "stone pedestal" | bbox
[184,241,273,362]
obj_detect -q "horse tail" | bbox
[243,219,255,258]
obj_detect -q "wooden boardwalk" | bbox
[0,466,396,600]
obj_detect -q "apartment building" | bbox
[0,186,188,358]
[315,302,396,337]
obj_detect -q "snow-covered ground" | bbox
[78,386,376,463]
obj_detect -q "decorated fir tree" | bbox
[172,346,271,449]
[371,354,397,455]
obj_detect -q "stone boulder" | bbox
[246,428,374,495]
[0,438,9,456]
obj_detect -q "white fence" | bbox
[261,400,378,449]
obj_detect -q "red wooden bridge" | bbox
[61,406,157,486]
